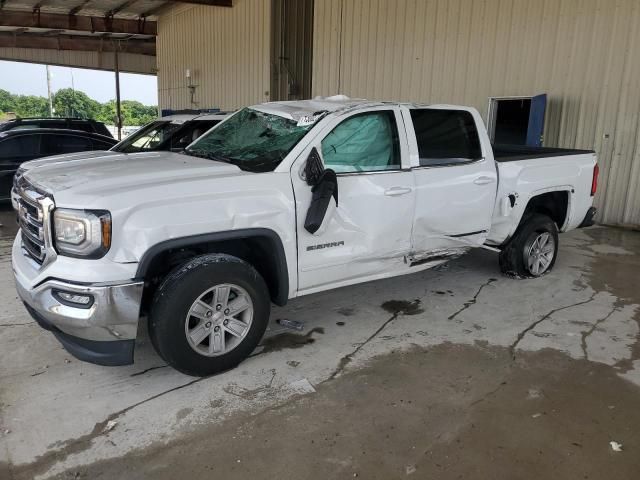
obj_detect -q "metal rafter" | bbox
[107,0,139,17]
[0,10,157,35]
[0,31,155,55]
[141,0,232,18]
[69,0,92,15]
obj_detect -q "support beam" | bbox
[114,48,122,140]
[0,32,156,55]
[141,0,232,17]
[169,0,232,5]
[0,10,157,35]
[107,0,140,17]
[69,1,92,15]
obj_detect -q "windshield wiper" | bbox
[186,149,225,161]
[185,149,242,167]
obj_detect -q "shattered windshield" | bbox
[184,108,319,172]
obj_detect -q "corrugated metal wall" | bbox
[270,0,314,101]
[157,0,271,112]
[313,0,640,227]
[0,47,156,74]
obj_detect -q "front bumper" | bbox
[14,265,144,366]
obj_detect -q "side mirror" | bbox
[302,147,325,186]
[303,148,338,235]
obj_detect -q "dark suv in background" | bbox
[0,117,113,138]
[3,112,228,202]
[0,128,117,201]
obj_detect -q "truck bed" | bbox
[493,144,595,162]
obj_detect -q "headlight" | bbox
[53,209,112,258]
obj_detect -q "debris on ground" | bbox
[405,464,417,475]
[285,378,316,395]
[532,413,543,418]
[103,420,118,433]
[610,441,623,452]
[276,318,304,331]
[527,388,542,399]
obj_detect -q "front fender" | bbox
[135,228,291,306]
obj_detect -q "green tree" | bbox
[122,100,157,126]
[97,99,158,126]
[0,89,16,113]
[13,95,49,118]
[53,88,101,119]
[0,87,157,124]
[96,100,118,125]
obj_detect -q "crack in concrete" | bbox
[509,292,598,359]
[327,299,423,380]
[328,313,399,380]
[470,381,508,406]
[0,323,34,328]
[448,278,497,322]
[16,377,207,479]
[580,307,618,361]
[223,369,277,400]
[129,365,168,377]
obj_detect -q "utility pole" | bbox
[70,68,76,117]
[46,65,54,117]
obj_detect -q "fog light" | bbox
[53,290,94,308]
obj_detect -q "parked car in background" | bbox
[11,97,598,376]
[11,113,230,183]
[111,113,228,153]
[0,117,113,138]
[0,128,116,201]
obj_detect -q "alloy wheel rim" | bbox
[184,283,254,357]
[525,232,555,276]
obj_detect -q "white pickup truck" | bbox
[12,97,598,376]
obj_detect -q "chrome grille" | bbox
[16,178,55,267]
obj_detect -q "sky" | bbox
[0,60,158,106]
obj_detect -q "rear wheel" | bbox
[499,214,559,278]
[149,254,270,376]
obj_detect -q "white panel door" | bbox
[291,107,415,292]
[403,106,497,258]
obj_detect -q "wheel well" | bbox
[137,230,289,315]
[520,191,569,229]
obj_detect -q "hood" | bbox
[20,150,120,172]
[24,151,243,205]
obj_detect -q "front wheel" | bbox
[499,214,559,279]
[149,254,270,376]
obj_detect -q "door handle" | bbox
[474,176,495,186]
[384,186,413,197]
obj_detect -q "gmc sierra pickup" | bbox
[12,96,598,376]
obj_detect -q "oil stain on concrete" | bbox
[257,327,325,355]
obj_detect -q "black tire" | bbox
[149,253,270,377]
[499,214,559,279]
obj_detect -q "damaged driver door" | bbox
[291,107,415,294]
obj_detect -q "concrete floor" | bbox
[1,204,639,479]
